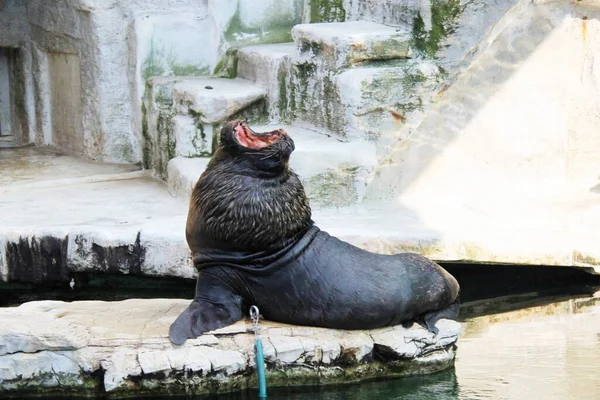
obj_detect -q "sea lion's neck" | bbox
[186,153,312,254]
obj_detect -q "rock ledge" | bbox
[0,299,460,398]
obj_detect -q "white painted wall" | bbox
[134,9,218,102]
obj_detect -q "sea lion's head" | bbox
[217,120,295,175]
[186,119,312,253]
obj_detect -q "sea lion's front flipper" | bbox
[169,270,243,345]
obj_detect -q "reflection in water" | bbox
[266,371,460,400]
[456,296,600,400]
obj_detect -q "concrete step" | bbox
[171,77,266,124]
[234,25,435,141]
[282,57,440,140]
[291,20,412,70]
[142,76,267,179]
[166,124,377,207]
[167,156,211,201]
[334,60,441,139]
[237,43,296,123]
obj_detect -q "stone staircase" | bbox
[142,20,432,208]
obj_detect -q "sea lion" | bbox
[169,120,460,345]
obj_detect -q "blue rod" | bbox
[255,337,267,398]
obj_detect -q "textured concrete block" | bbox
[292,21,411,70]
[172,77,266,124]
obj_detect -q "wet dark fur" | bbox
[186,122,312,253]
[170,120,460,345]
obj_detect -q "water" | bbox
[4,265,600,400]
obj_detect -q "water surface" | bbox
[259,295,600,400]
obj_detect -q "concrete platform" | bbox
[0,147,193,283]
[1,146,598,285]
[312,199,600,273]
[0,146,140,187]
[0,299,460,398]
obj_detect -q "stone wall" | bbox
[0,0,352,163]
[0,0,446,164]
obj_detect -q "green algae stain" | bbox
[356,64,434,122]
[155,110,175,177]
[305,164,359,207]
[224,3,296,46]
[277,64,292,123]
[154,86,173,108]
[188,109,213,157]
[142,38,166,81]
[413,0,463,57]
[142,37,210,82]
[309,0,346,23]
[321,73,343,133]
[291,62,317,116]
[141,102,152,169]
[288,61,344,134]
[170,63,210,76]
[114,141,135,164]
[213,48,239,78]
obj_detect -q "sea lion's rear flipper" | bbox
[169,270,243,345]
[422,299,460,335]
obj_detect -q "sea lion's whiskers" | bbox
[260,152,277,160]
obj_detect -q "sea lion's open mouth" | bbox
[233,121,283,150]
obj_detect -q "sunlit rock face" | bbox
[0,299,460,398]
[365,1,600,270]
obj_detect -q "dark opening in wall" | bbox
[1,46,31,145]
[0,47,13,137]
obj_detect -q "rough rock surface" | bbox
[292,21,411,70]
[0,299,461,398]
[335,60,442,139]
